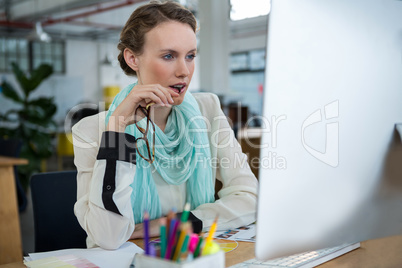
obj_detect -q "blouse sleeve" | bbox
[191,94,259,231]
[72,115,138,250]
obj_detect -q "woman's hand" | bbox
[130,217,165,239]
[107,84,179,132]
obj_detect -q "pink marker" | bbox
[188,234,199,254]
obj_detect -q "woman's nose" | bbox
[175,59,190,78]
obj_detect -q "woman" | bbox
[72,0,258,250]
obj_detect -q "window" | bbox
[230,49,265,72]
[31,41,65,73]
[0,38,29,72]
[0,37,65,73]
[230,0,271,21]
[230,53,248,71]
[230,49,266,117]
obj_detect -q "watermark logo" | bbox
[301,100,339,167]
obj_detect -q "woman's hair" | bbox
[117,0,197,76]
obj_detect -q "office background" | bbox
[0,0,269,255]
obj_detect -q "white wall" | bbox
[198,0,230,94]
[65,40,100,102]
[230,15,268,53]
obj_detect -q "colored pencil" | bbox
[193,236,204,258]
[143,211,150,255]
[165,219,180,259]
[188,234,199,254]
[168,218,177,242]
[177,234,190,262]
[149,243,156,257]
[160,218,167,258]
[172,222,190,261]
[205,215,218,244]
[166,209,175,237]
[180,203,191,223]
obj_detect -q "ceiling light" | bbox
[26,22,52,43]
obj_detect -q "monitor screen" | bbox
[256,0,402,260]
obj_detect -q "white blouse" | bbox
[72,92,258,249]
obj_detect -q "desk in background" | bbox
[0,156,28,265]
[237,127,262,180]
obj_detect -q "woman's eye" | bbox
[186,54,196,60]
[163,54,173,60]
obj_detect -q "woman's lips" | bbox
[169,85,186,94]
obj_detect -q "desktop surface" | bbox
[2,235,402,268]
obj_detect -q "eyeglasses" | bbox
[134,103,156,164]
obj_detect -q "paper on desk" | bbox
[24,255,100,268]
[27,242,143,268]
[213,223,256,242]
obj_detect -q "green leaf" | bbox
[19,109,49,126]
[0,80,23,103]
[28,97,57,118]
[1,62,56,188]
[28,64,53,95]
[28,130,53,158]
[11,63,31,97]
[11,62,53,97]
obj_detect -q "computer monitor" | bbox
[256,0,402,260]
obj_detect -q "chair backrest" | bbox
[30,171,87,252]
[0,138,22,158]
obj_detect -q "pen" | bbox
[143,211,150,255]
[129,254,136,268]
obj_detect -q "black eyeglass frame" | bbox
[134,103,156,164]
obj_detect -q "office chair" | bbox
[30,170,87,252]
[0,138,27,212]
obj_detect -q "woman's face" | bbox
[135,21,197,105]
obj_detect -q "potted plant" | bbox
[0,62,56,190]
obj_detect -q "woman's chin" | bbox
[173,98,184,106]
[172,92,186,105]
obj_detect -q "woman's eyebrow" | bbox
[159,48,197,53]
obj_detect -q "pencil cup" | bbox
[135,251,225,268]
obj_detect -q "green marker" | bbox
[180,203,191,223]
[160,218,167,258]
[177,234,190,262]
[193,236,203,258]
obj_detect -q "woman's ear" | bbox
[123,48,139,71]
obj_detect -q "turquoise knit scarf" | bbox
[105,83,215,223]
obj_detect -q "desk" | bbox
[0,156,28,265]
[2,235,402,267]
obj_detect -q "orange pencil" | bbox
[205,215,218,244]
[172,222,190,261]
